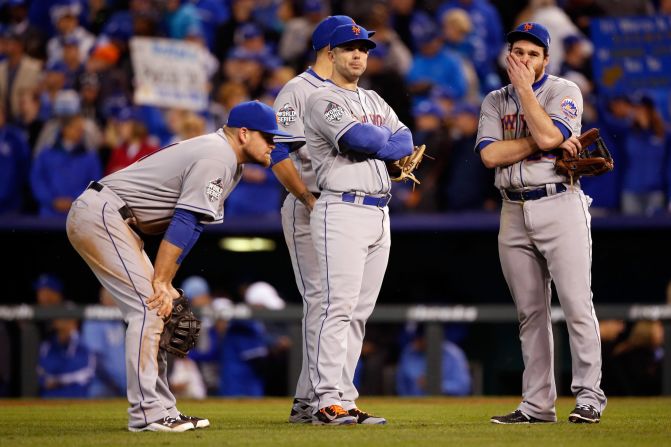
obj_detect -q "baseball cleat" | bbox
[348,407,387,425]
[128,416,195,432]
[178,413,210,428]
[312,405,357,425]
[568,404,601,423]
[490,410,554,424]
[289,398,313,424]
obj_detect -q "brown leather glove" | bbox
[555,128,615,179]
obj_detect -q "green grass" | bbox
[1,397,669,446]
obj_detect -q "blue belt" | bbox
[503,183,567,202]
[341,192,391,207]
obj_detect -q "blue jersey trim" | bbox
[552,119,572,141]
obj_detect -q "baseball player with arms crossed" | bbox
[476,22,607,424]
[66,101,289,432]
[304,24,413,425]
[272,15,385,425]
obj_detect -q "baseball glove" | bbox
[159,289,201,358]
[555,128,614,181]
[388,144,427,186]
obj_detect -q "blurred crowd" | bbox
[0,271,664,399]
[0,0,670,218]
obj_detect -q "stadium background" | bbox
[0,0,670,402]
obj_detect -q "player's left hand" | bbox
[506,54,535,90]
[558,135,581,158]
[147,282,178,318]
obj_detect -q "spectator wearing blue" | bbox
[37,303,95,398]
[0,105,31,215]
[217,317,269,397]
[396,323,471,396]
[406,12,468,106]
[34,273,65,307]
[46,0,95,66]
[81,287,126,397]
[621,93,670,216]
[436,0,504,75]
[30,113,103,217]
[192,0,230,52]
[579,97,621,213]
[163,0,204,40]
[439,103,498,211]
[6,0,47,61]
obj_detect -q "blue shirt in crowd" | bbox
[0,124,31,214]
[218,320,269,397]
[37,331,94,398]
[81,319,126,397]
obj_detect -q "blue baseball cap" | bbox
[181,275,210,300]
[412,100,444,118]
[311,15,355,51]
[226,101,291,137]
[34,273,64,293]
[329,24,376,50]
[507,22,550,50]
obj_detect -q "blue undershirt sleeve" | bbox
[552,120,572,141]
[164,209,204,264]
[374,127,413,161]
[270,142,291,166]
[339,123,392,154]
[476,140,494,153]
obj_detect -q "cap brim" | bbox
[506,31,546,49]
[334,37,377,50]
[261,129,292,137]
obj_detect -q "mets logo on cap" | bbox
[523,23,533,31]
[352,25,361,35]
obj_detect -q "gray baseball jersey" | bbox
[476,74,582,190]
[305,82,406,195]
[272,69,326,410]
[274,69,324,194]
[476,74,606,420]
[305,81,406,411]
[66,130,241,428]
[101,129,242,235]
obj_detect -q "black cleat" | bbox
[490,410,554,424]
[178,413,210,428]
[348,407,387,425]
[128,416,195,432]
[568,404,601,423]
[312,405,357,425]
[289,398,313,424]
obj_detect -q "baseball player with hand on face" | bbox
[271,15,381,425]
[66,101,290,432]
[476,23,607,424]
[304,23,414,425]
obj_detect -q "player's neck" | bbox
[312,56,332,79]
[330,72,358,91]
[223,128,245,164]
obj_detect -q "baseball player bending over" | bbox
[304,24,414,425]
[476,22,607,424]
[66,101,290,432]
[272,15,386,425]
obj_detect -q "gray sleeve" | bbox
[307,92,358,152]
[545,82,583,135]
[177,158,232,222]
[475,91,502,152]
[274,86,306,146]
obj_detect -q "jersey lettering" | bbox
[360,114,383,126]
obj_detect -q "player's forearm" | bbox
[272,159,316,210]
[517,87,564,150]
[153,239,182,284]
[480,136,539,168]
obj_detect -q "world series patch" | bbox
[206,178,224,202]
[277,103,297,127]
[323,102,345,122]
[560,97,578,120]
